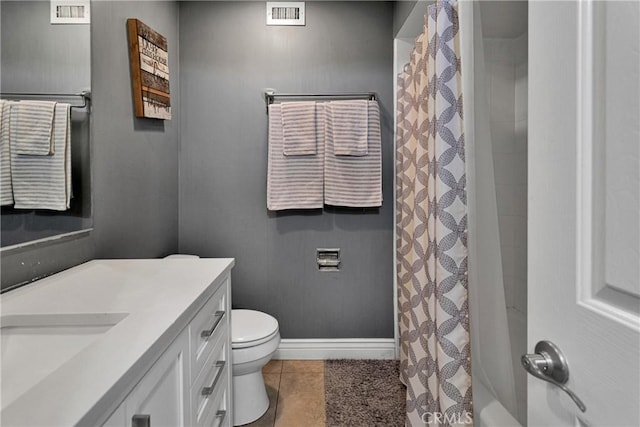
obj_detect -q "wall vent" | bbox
[50,0,90,24]
[266,2,305,26]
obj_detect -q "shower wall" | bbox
[484,32,528,425]
[485,35,528,316]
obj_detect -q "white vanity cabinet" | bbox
[102,273,232,427]
[0,259,235,427]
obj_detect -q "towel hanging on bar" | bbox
[281,101,318,156]
[267,103,324,210]
[328,100,369,156]
[324,100,382,208]
[0,100,14,206]
[10,103,72,210]
[10,100,57,156]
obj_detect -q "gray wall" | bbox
[1,1,92,246]
[90,1,180,259]
[1,1,180,290]
[178,1,394,339]
[393,1,418,37]
[4,2,396,340]
[0,1,90,93]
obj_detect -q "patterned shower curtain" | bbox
[396,1,472,426]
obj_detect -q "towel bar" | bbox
[0,90,92,111]
[264,90,376,114]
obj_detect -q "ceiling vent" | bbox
[266,2,305,26]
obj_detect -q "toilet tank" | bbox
[164,254,200,259]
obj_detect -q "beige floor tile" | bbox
[263,372,281,390]
[274,372,326,427]
[278,372,324,397]
[244,373,281,427]
[274,393,326,427]
[281,360,325,373]
[263,360,283,374]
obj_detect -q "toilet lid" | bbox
[232,309,279,347]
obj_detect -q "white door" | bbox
[528,1,640,426]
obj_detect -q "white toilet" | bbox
[163,255,280,425]
[231,309,280,426]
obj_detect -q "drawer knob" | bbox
[201,361,226,396]
[201,311,225,339]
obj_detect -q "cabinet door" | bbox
[125,331,189,427]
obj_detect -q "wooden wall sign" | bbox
[127,18,171,120]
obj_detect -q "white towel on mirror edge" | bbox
[324,100,382,207]
[267,103,324,210]
[328,100,369,156]
[281,101,318,156]
[0,100,14,206]
[10,100,57,156]
[11,103,71,210]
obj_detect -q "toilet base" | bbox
[233,371,269,426]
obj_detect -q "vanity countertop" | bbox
[0,258,234,426]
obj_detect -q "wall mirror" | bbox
[0,0,92,248]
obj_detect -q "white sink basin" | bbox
[0,312,128,408]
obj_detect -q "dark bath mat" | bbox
[324,359,406,427]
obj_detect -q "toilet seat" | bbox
[232,309,279,349]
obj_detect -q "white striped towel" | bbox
[0,100,14,206]
[329,100,368,156]
[11,103,71,210]
[267,103,324,210]
[281,101,317,156]
[11,100,57,156]
[324,100,382,207]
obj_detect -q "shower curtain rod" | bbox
[0,90,92,110]
[264,90,377,113]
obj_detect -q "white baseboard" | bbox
[273,338,397,360]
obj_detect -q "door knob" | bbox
[521,340,587,412]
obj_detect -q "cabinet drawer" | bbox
[190,279,228,381]
[201,388,229,427]
[191,335,228,427]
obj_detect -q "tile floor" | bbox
[245,360,326,427]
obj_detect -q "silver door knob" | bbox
[521,340,587,412]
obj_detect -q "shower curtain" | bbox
[396,1,473,426]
